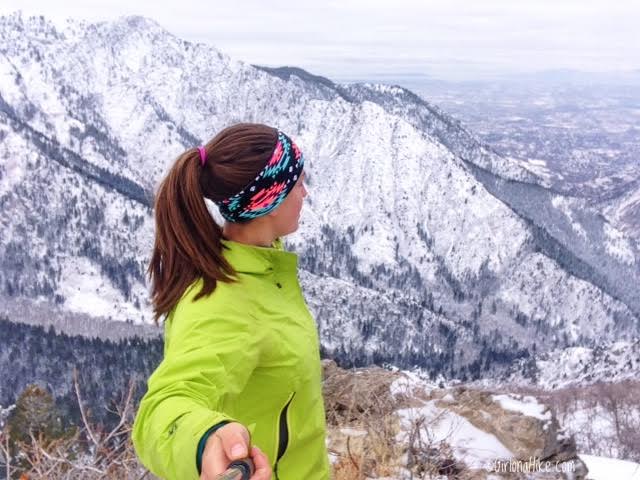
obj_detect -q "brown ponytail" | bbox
[148,123,278,323]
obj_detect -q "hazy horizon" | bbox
[1,1,638,83]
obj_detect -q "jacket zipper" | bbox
[274,392,296,480]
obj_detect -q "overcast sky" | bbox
[2,0,639,81]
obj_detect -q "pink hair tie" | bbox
[197,146,207,166]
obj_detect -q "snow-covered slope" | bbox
[0,12,638,380]
[504,339,640,389]
[580,454,640,480]
[600,180,640,248]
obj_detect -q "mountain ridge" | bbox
[0,12,637,382]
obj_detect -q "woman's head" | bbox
[206,128,305,223]
[148,123,307,322]
[199,123,278,207]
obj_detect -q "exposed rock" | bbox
[429,386,589,479]
[324,361,589,479]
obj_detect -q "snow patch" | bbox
[56,257,148,323]
[551,195,588,240]
[397,401,514,470]
[603,222,636,265]
[579,454,640,480]
[390,371,428,397]
[492,394,551,421]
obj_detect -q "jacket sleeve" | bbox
[132,305,265,480]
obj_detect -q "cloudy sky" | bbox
[2,0,639,81]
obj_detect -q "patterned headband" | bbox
[214,131,305,223]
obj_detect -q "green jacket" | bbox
[132,238,331,479]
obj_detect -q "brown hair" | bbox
[148,123,278,323]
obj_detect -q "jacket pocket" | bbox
[274,392,296,479]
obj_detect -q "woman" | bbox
[132,124,331,479]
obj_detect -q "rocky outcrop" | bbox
[323,360,589,479]
[429,387,588,479]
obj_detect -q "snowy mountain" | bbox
[503,338,640,389]
[599,181,640,247]
[392,76,640,254]
[0,12,638,380]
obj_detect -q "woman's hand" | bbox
[199,422,272,480]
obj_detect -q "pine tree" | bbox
[8,384,66,445]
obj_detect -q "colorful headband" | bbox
[214,131,305,223]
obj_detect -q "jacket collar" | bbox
[220,237,299,275]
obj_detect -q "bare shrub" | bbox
[324,361,472,479]
[2,369,156,479]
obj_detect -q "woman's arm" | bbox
[132,308,265,479]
